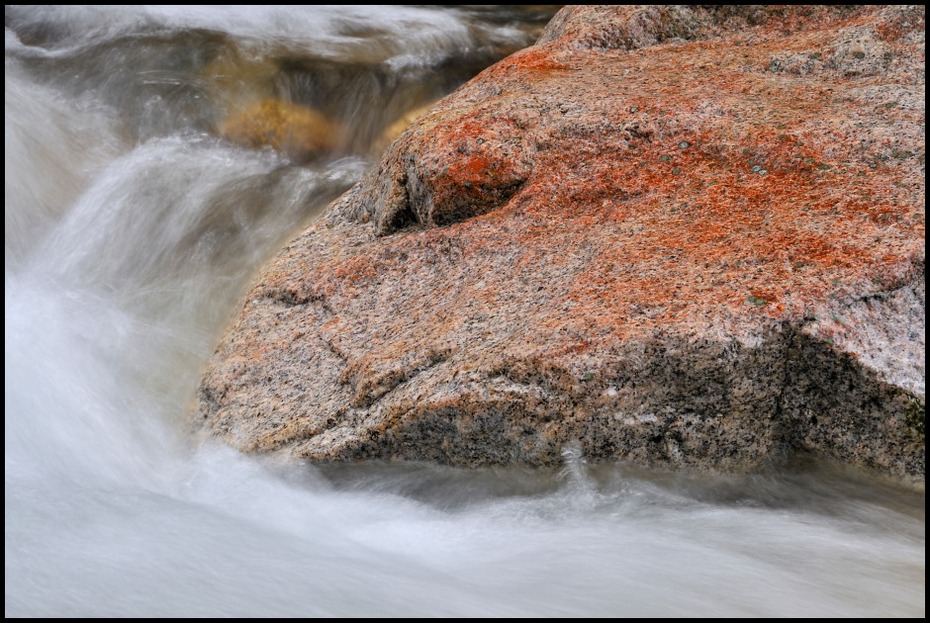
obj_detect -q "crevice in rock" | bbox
[850,258,925,304]
[263,286,330,308]
[320,334,349,367]
[380,167,418,234]
[347,348,452,409]
[771,324,804,464]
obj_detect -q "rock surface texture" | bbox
[197,6,925,483]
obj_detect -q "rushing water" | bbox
[4,6,925,617]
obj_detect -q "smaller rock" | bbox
[218,99,342,162]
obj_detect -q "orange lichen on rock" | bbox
[493,46,572,73]
[198,6,925,483]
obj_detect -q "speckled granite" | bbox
[196,6,925,484]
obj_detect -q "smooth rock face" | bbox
[197,5,925,482]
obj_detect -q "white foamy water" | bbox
[4,6,924,617]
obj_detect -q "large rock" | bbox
[196,6,925,483]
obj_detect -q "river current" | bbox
[4,5,924,617]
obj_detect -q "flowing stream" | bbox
[4,6,924,617]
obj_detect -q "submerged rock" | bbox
[218,98,342,162]
[370,103,436,157]
[197,5,925,484]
